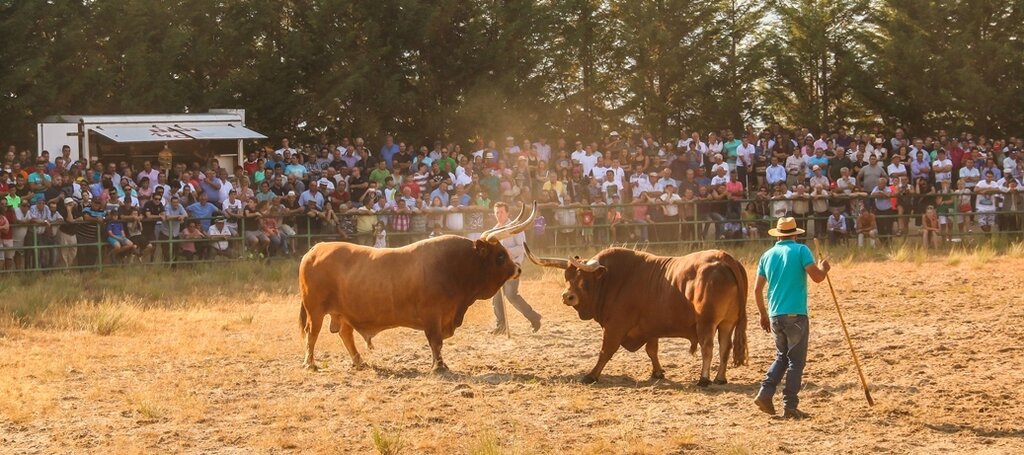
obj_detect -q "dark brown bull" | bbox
[299,203,536,372]
[526,245,748,386]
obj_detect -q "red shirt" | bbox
[400,182,420,199]
[0,210,13,240]
[949,147,965,169]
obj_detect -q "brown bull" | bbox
[526,245,748,386]
[299,203,536,372]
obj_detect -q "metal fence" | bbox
[3,193,1024,274]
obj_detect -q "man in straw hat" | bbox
[753,217,830,419]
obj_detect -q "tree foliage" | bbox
[1,0,1022,150]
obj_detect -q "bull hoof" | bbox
[713,378,728,385]
[351,359,367,370]
[581,374,599,385]
[303,362,319,372]
[697,377,711,387]
[650,370,666,380]
[432,363,450,374]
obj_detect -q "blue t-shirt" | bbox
[756,240,814,317]
[186,202,218,231]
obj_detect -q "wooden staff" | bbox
[814,238,875,406]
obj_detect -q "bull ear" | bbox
[473,239,490,257]
[595,266,607,280]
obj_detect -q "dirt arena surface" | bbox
[2,255,1023,454]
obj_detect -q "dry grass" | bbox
[2,251,1024,453]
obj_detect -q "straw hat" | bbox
[768,217,805,237]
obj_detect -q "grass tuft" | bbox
[371,425,405,455]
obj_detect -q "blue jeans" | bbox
[758,314,809,410]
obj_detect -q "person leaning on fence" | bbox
[0,198,12,270]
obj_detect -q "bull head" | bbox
[524,243,606,320]
[471,202,537,289]
[479,202,536,243]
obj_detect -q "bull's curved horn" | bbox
[524,242,569,269]
[485,202,536,242]
[569,256,602,273]
[480,202,527,240]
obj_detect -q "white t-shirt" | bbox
[533,142,551,163]
[590,166,609,182]
[570,149,587,163]
[208,224,231,250]
[631,178,655,198]
[933,159,953,182]
[975,180,999,211]
[736,144,755,167]
[221,198,243,229]
[661,193,682,216]
[886,163,907,177]
[577,154,599,177]
[959,167,981,188]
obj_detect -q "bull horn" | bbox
[524,242,569,269]
[484,202,536,242]
[569,256,602,273]
[480,202,527,240]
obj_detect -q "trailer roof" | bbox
[42,112,244,124]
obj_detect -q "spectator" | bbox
[856,207,878,248]
[0,199,12,270]
[922,205,940,248]
[826,207,848,245]
[208,216,233,258]
[160,196,188,263]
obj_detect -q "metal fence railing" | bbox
[2,193,1023,273]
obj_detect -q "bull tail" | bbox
[299,304,308,338]
[725,254,749,366]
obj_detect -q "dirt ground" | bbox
[2,256,1023,454]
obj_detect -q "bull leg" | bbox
[714,322,736,385]
[697,326,715,387]
[425,330,448,373]
[338,322,365,369]
[646,339,665,380]
[303,312,324,371]
[583,329,626,384]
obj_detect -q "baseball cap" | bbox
[610,131,620,136]
[287,190,296,196]
[63,197,75,205]
[812,165,821,171]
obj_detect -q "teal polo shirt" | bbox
[757,239,814,317]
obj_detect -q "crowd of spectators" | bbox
[3,125,1024,271]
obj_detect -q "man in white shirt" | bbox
[631,171,656,199]
[886,155,908,181]
[576,145,599,177]
[975,171,1000,231]
[655,168,678,193]
[710,166,730,186]
[208,217,233,257]
[274,138,297,156]
[736,136,755,187]
[932,149,953,189]
[607,160,626,188]
[959,158,981,189]
[221,189,244,235]
[532,137,551,163]
[711,154,730,179]
[590,156,609,183]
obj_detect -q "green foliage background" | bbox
[1,0,1021,147]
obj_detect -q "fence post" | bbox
[96,223,104,271]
